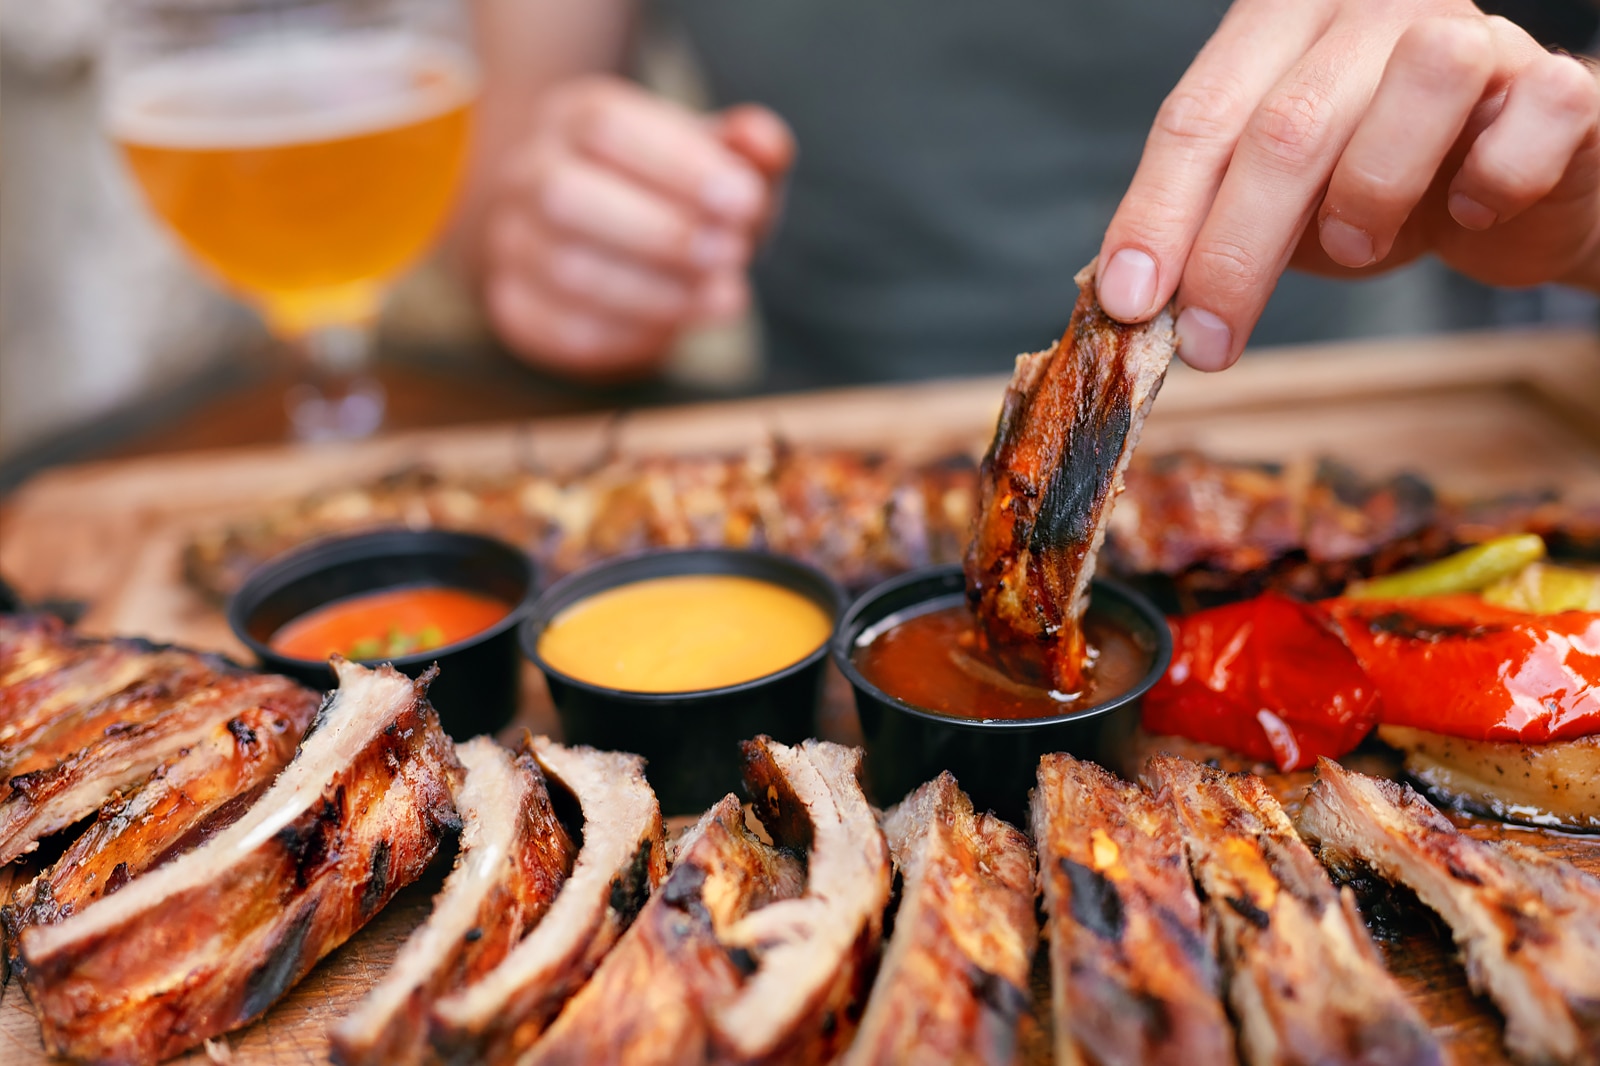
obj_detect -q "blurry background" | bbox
[3,0,1598,491]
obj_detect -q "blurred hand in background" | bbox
[473,75,793,379]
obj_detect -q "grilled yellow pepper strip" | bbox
[1483,562,1600,613]
[1346,534,1546,600]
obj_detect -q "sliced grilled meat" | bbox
[1032,753,1233,1066]
[1300,758,1600,1065]
[965,260,1175,692]
[0,661,314,866]
[18,659,460,1066]
[525,793,806,1065]
[3,688,316,950]
[845,772,1036,1066]
[429,737,665,1065]
[711,737,892,1064]
[330,735,576,1066]
[1144,755,1442,1066]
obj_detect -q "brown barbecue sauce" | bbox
[853,603,1150,720]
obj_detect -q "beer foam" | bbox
[107,32,476,149]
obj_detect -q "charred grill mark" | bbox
[966,962,1030,1027]
[226,718,257,747]
[1030,366,1133,557]
[1365,613,1497,643]
[277,788,345,889]
[241,900,318,1021]
[610,837,654,920]
[1224,894,1272,930]
[1061,857,1126,943]
[104,863,130,896]
[360,839,391,918]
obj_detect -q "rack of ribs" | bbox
[1032,753,1234,1066]
[1299,757,1600,1065]
[845,771,1036,1066]
[330,734,577,1066]
[1144,755,1443,1066]
[428,737,666,1065]
[17,659,460,1066]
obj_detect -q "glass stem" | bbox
[284,323,386,442]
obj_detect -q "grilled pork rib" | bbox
[1032,754,1233,1066]
[965,261,1176,692]
[0,655,314,866]
[525,793,806,1065]
[3,688,316,951]
[1143,755,1442,1066]
[1300,758,1600,1065]
[330,735,576,1066]
[429,737,666,1065]
[845,772,1036,1066]
[18,659,460,1066]
[713,737,892,1064]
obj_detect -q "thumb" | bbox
[713,104,796,178]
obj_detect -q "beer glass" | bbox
[102,0,478,441]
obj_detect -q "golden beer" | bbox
[109,36,474,335]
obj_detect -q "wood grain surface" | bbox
[2,328,1599,1064]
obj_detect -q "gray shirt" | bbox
[664,0,1514,388]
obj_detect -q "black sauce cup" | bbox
[521,548,844,815]
[229,530,535,739]
[834,564,1172,824]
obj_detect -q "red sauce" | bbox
[852,602,1151,721]
[270,585,510,662]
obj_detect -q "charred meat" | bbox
[429,736,666,1065]
[330,735,576,1066]
[0,623,315,866]
[965,261,1176,692]
[1144,755,1442,1066]
[1300,758,1600,1065]
[524,793,806,1065]
[1032,753,1233,1066]
[18,659,460,1066]
[845,772,1036,1066]
[710,737,892,1064]
[3,688,316,950]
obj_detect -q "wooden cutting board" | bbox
[2,327,1600,1064]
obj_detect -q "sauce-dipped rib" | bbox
[713,737,892,1064]
[1299,758,1600,1065]
[429,737,666,1064]
[18,659,460,1066]
[330,735,577,1066]
[965,260,1175,692]
[3,688,316,952]
[1032,753,1233,1066]
[0,617,315,867]
[846,772,1036,1066]
[525,793,806,1065]
[1143,755,1443,1066]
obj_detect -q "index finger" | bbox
[1096,0,1332,323]
[566,85,771,225]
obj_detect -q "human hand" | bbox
[481,77,794,378]
[1095,1,1600,371]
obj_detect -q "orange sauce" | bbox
[537,574,833,693]
[852,603,1149,721]
[270,585,509,662]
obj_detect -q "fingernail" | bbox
[1098,248,1159,320]
[690,228,744,268]
[1319,217,1375,268]
[1176,307,1234,372]
[701,168,764,219]
[1449,193,1496,231]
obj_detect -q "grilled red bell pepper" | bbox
[1325,595,1600,744]
[1141,593,1381,771]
